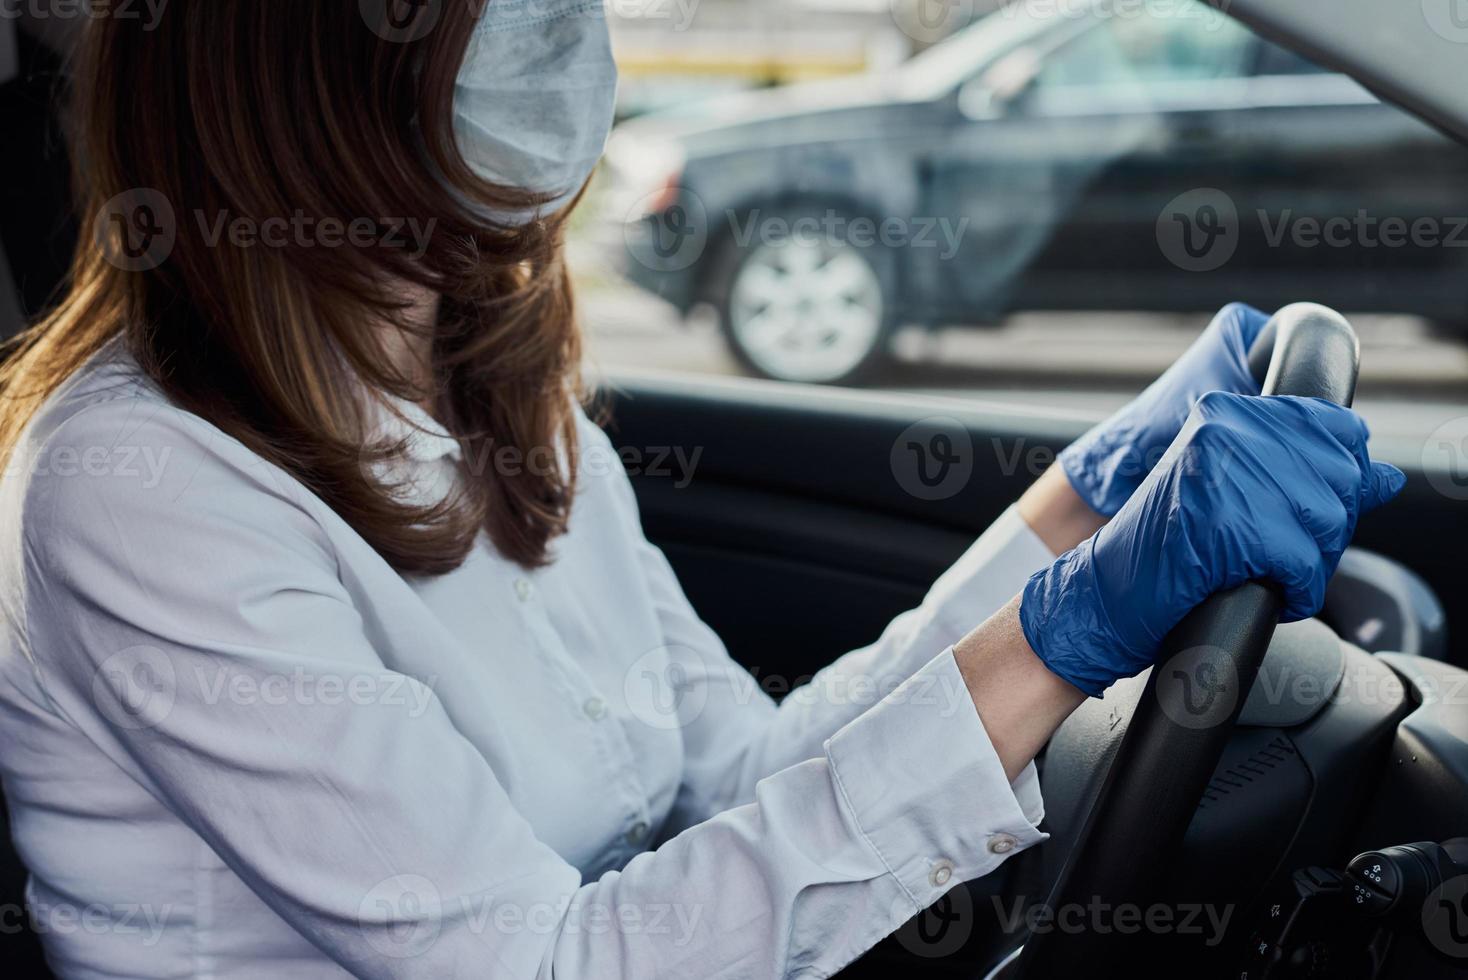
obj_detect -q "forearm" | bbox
[953,595,1086,782]
[1017,464,1107,556]
[960,475,1095,779]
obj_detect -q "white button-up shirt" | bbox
[0,349,1056,979]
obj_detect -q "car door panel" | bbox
[600,373,1081,670]
[599,374,1467,681]
[602,373,1466,977]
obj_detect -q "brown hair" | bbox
[0,1,587,572]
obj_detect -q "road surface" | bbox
[576,273,1468,454]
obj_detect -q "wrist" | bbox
[953,597,1087,781]
[1018,539,1140,699]
[1018,465,1107,556]
[1058,421,1160,519]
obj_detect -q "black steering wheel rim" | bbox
[1009,303,1363,978]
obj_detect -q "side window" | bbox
[1253,39,1329,76]
[579,0,1468,438]
[1038,3,1254,91]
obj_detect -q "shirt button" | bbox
[929,860,954,888]
[626,822,649,846]
[582,697,607,721]
[513,578,532,602]
[988,833,1019,855]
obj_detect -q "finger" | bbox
[1215,301,1270,349]
[1295,478,1354,559]
[1290,397,1372,454]
[1212,303,1270,395]
[1360,461,1407,513]
[1283,399,1393,531]
[1267,528,1333,623]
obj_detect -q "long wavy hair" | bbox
[0,1,588,572]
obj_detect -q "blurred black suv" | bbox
[608,0,1468,383]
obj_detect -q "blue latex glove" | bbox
[1061,303,1269,517]
[1022,392,1406,697]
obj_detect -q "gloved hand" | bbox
[1021,392,1405,697]
[1061,303,1269,517]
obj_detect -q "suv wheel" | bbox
[717,217,891,384]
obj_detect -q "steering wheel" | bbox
[1009,303,1363,978]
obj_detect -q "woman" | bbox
[0,3,1401,978]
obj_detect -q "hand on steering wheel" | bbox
[1060,303,1269,518]
[1013,303,1400,979]
[1022,390,1404,697]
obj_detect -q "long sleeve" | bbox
[16,397,1048,979]
[592,416,1056,828]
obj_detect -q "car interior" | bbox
[600,345,1467,978]
[2,1,1467,978]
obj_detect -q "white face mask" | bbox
[453,0,619,222]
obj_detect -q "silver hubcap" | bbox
[728,236,885,383]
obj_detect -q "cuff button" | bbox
[929,860,954,888]
[988,834,1018,855]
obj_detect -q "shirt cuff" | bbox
[824,647,1047,913]
[925,504,1058,640]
